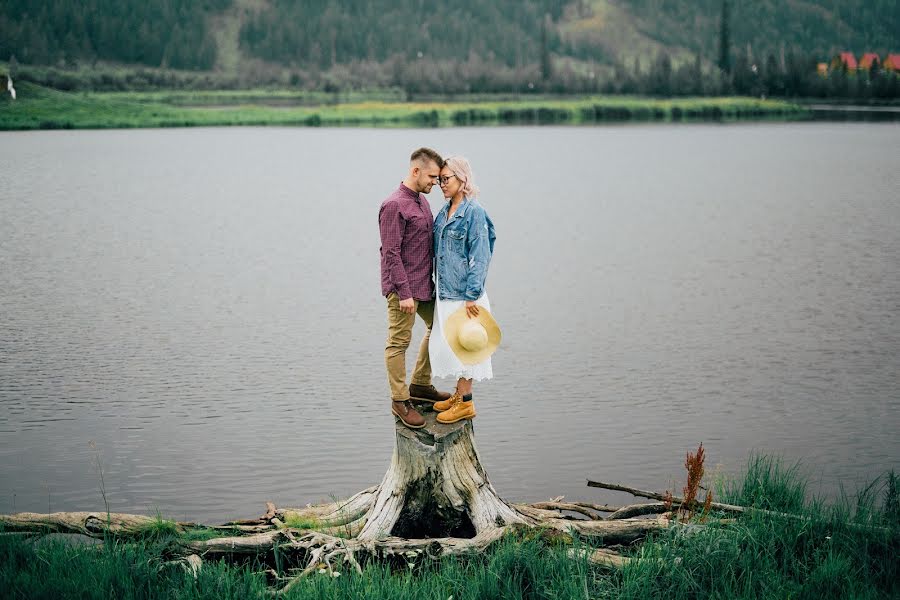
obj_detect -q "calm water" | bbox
[1,124,898,523]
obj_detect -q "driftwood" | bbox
[0,511,177,537]
[568,547,632,569]
[587,479,749,514]
[587,479,807,521]
[526,501,619,520]
[587,479,894,535]
[0,406,677,592]
[606,502,671,520]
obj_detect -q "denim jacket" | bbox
[433,198,496,301]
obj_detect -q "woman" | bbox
[429,156,497,424]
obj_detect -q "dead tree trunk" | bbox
[358,408,524,540]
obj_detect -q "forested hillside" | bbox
[240,0,571,68]
[0,0,229,69]
[2,0,898,77]
[236,0,899,69]
[622,0,900,58]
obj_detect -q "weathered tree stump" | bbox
[358,407,524,540]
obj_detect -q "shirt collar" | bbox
[398,183,420,202]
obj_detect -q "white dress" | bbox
[429,269,494,382]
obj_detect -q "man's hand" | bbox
[400,297,416,314]
[465,301,479,318]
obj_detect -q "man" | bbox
[379,147,452,428]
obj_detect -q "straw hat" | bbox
[444,305,501,365]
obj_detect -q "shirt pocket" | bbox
[446,228,466,257]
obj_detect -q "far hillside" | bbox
[0,0,229,70]
[618,0,899,59]
[1,0,898,96]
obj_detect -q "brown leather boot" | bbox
[392,400,426,429]
[409,383,451,404]
[433,392,461,413]
[436,398,476,424]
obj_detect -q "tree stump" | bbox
[357,405,525,541]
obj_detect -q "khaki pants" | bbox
[385,293,434,400]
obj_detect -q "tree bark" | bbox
[358,410,524,540]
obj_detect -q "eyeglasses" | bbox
[439,174,457,185]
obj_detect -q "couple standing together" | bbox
[379,148,499,429]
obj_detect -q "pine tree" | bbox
[540,14,552,81]
[718,0,731,75]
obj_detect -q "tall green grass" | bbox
[0,535,272,600]
[610,455,900,600]
[0,533,597,600]
[0,82,807,130]
[720,453,809,512]
[2,456,897,599]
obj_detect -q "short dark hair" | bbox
[410,147,443,167]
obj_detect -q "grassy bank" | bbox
[0,83,808,130]
[2,455,897,599]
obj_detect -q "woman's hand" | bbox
[465,301,480,318]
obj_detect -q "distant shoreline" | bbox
[1,83,814,131]
[807,104,900,112]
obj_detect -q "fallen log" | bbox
[605,502,670,520]
[586,478,893,534]
[527,501,604,520]
[587,479,805,521]
[568,547,632,569]
[0,511,175,537]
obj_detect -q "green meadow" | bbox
[0,83,808,130]
[2,454,897,599]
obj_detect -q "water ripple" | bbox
[1,125,898,521]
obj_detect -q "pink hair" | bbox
[444,156,480,199]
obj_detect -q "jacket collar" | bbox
[443,197,473,221]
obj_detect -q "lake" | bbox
[1,123,898,523]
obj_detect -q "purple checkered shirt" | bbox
[379,183,435,301]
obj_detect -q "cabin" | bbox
[858,53,880,70]
[831,52,858,71]
[884,54,900,72]
[824,52,900,76]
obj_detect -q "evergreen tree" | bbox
[718,0,731,75]
[649,52,673,96]
[763,53,783,96]
[540,14,552,81]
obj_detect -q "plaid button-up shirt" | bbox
[379,184,435,301]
